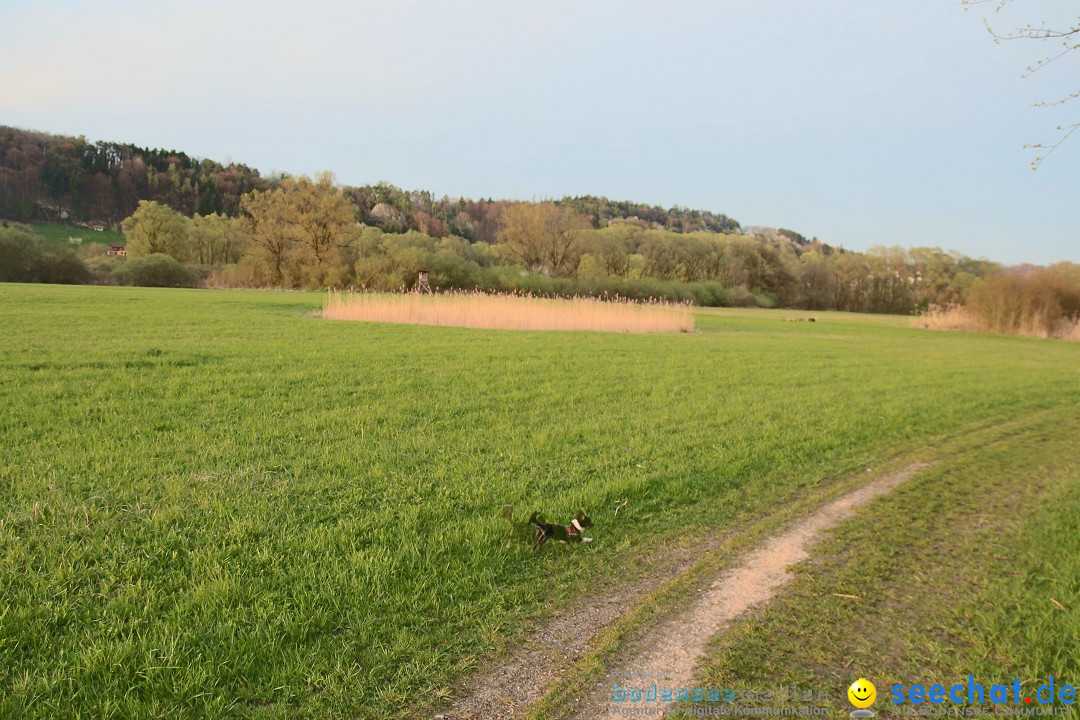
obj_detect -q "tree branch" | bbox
[1025,122,1080,169]
[963,0,1080,167]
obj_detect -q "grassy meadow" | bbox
[28,221,125,246]
[691,407,1080,717]
[1,283,1078,719]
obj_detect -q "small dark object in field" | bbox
[502,505,594,549]
[786,317,816,322]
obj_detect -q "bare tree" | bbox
[964,0,1080,168]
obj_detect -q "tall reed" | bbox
[322,290,695,333]
[914,304,1079,341]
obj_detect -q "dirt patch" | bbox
[568,462,931,719]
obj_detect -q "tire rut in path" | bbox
[441,535,732,719]
[441,462,930,720]
[568,461,931,719]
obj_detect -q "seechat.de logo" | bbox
[891,675,1077,707]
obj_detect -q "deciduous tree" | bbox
[238,172,358,285]
[497,203,590,276]
[238,187,295,283]
[121,200,191,260]
[291,172,357,266]
[189,213,246,265]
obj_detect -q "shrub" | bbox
[915,265,1080,341]
[0,227,40,281]
[112,253,198,288]
[36,248,90,284]
[967,267,1080,337]
[83,255,124,284]
[205,256,276,288]
[0,227,90,284]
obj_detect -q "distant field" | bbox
[27,221,124,246]
[1,284,1078,719]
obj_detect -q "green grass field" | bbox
[1,283,1078,719]
[692,409,1080,717]
[27,221,125,246]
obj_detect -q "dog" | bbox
[501,505,593,550]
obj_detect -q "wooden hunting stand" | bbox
[416,270,432,294]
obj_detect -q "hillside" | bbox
[0,125,742,241]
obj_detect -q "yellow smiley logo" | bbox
[848,678,876,709]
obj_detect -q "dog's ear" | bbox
[578,508,587,519]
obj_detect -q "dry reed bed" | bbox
[914,304,1080,341]
[322,291,695,333]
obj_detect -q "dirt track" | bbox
[568,461,930,719]
[443,462,930,720]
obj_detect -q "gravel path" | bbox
[568,462,931,719]
[441,462,930,720]
[442,534,731,719]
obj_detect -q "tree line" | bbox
[0,177,1008,314]
[0,126,267,225]
[3,125,1074,319]
[0,126,740,242]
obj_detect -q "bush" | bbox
[112,253,198,287]
[205,256,274,288]
[0,227,90,284]
[83,254,124,284]
[0,227,40,281]
[967,266,1080,337]
[36,247,90,284]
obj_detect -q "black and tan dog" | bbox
[501,505,593,549]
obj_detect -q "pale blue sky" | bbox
[2,0,1077,264]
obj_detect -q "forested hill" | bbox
[0,126,741,241]
[0,127,265,224]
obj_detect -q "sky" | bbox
[1,0,1078,264]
